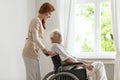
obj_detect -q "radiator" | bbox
[105,64,114,80]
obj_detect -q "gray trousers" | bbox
[87,61,107,80]
[23,56,41,80]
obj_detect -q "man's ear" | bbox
[51,37,54,43]
[50,37,52,40]
[50,37,53,41]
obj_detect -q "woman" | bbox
[22,2,55,80]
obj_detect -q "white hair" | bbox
[50,29,60,38]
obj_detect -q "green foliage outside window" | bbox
[101,2,115,52]
[79,4,95,52]
[76,2,115,52]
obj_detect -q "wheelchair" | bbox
[43,54,88,80]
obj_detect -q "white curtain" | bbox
[111,0,120,80]
[53,0,75,53]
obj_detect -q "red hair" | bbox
[39,2,55,29]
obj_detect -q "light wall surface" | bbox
[0,0,36,80]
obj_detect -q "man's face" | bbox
[52,32,62,44]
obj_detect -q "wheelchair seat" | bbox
[51,54,88,80]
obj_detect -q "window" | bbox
[71,0,115,56]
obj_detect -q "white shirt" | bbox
[51,43,77,62]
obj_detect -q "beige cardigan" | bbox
[22,17,45,60]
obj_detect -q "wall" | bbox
[0,0,36,80]
[105,64,114,80]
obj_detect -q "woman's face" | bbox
[44,12,52,19]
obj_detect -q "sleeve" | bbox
[51,44,70,61]
[32,30,45,50]
[29,18,40,33]
[29,18,45,50]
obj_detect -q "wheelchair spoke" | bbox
[49,72,79,80]
[43,71,55,80]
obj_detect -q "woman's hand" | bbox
[47,51,56,56]
[42,49,49,56]
[42,49,55,56]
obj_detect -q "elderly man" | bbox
[50,29,107,80]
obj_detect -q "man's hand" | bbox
[85,64,94,71]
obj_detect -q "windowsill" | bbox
[71,52,116,64]
[71,52,116,59]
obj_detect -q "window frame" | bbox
[70,0,116,59]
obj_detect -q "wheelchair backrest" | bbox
[51,54,62,72]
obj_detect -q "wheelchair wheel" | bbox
[43,71,54,80]
[49,72,79,80]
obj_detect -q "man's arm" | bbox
[51,44,78,63]
[52,44,94,70]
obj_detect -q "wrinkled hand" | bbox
[85,64,94,71]
[83,61,94,71]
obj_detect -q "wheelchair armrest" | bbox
[60,62,86,70]
[61,62,85,67]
